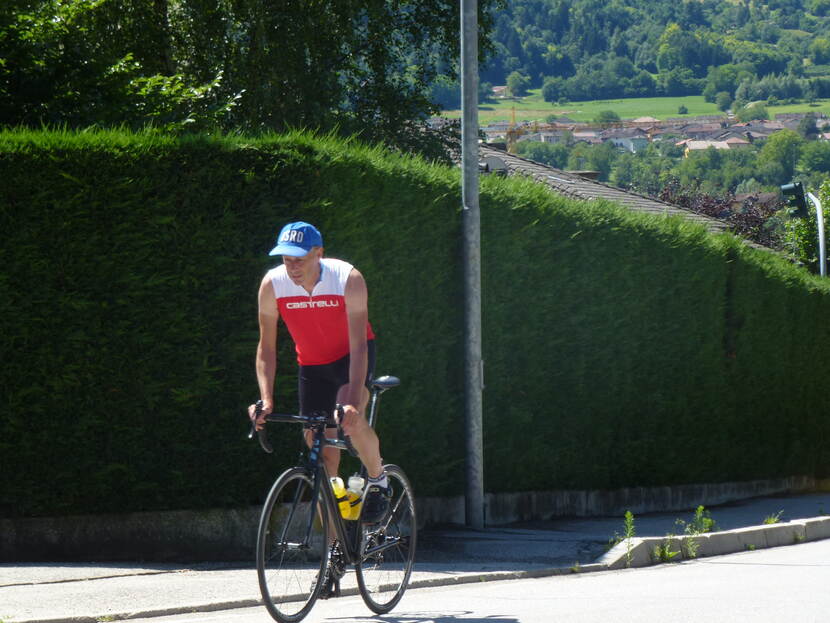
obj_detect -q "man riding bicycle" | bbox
[249,221,390,523]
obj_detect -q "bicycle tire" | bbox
[256,467,329,623]
[355,464,417,614]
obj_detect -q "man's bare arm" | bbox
[252,275,279,423]
[343,268,369,411]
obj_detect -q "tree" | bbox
[809,37,830,64]
[506,71,531,97]
[593,110,621,126]
[567,142,617,180]
[542,76,565,103]
[758,129,805,180]
[716,91,733,112]
[430,76,460,110]
[514,141,569,168]
[678,105,689,114]
[657,67,703,96]
[480,81,495,102]
[800,141,830,173]
[736,103,769,122]
[813,0,830,16]
[1,0,500,155]
[797,113,820,140]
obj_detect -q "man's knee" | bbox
[342,412,369,437]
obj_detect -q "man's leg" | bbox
[335,385,383,479]
[299,366,342,479]
[337,384,390,523]
[303,430,341,478]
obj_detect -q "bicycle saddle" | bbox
[370,375,400,392]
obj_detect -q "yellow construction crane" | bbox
[505,106,525,152]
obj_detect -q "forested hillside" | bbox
[434,0,830,107]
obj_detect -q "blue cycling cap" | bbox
[268,221,323,257]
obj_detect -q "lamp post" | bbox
[781,182,827,277]
[807,191,826,277]
[461,0,484,529]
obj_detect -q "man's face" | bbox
[283,247,323,285]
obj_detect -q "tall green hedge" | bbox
[1,129,828,518]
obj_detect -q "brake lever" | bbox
[248,400,273,454]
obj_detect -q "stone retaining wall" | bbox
[0,475,818,561]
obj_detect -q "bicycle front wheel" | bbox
[355,464,417,614]
[256,467,329,623]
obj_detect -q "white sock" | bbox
[368,473,388,489]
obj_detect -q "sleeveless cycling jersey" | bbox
[268,258,375,366]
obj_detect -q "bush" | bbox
[2,129,830,518]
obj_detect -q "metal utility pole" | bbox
[807,192,827,277]
[782,182,827,277]
[460,0,484,529]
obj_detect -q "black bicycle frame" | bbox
[251,375,401,565]
[304,422,363,564]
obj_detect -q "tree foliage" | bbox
[477,0,830,102]
[1,0,498,155]
[506,70,531,96]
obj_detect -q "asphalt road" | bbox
[120,538,830,623]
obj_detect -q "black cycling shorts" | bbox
[298,340,376,423]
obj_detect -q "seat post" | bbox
[366,375,400,429]
[367,388,380,429]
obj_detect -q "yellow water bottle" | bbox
[345,475,365,520]
[330,477,349,518]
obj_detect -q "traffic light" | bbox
[781,181,808,218]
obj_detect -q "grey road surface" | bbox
[122,538,830,623]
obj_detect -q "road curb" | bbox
[9,518,830,623]
[597,516,830,570]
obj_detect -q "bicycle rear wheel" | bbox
[257,467,329,623]
[355,464,417,614]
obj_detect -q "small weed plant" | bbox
[675,505,717,559]
[607,510,637,568]
[623,510,636,567]
[763,510,784,525]
[653,537,681,563]
[677,505,717,534]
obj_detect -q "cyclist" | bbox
[249,221,390,523]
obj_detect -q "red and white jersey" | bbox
[268,258,375,366]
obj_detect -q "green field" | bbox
[441,89,830,124]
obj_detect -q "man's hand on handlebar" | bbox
[337,404,360,431]
[248,400,273,431]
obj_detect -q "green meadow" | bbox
[441,89,830,124]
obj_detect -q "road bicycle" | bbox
[249,375,416,623]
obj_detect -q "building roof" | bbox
[479,145,772,252]
[682,123,725,134]
[601,127,649,139]
[681,140,732,151]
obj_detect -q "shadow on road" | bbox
[328,611,519,623]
